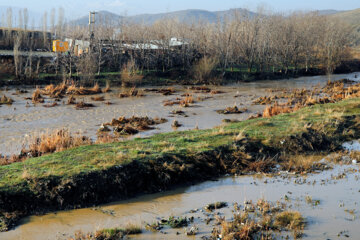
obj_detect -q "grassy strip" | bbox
[1,98,359,189]
[0,98,359,231]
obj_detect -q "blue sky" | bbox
[1,0,359,19]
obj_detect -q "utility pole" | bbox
[89,11,96,52]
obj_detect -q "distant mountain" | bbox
[315,9,345,15]
[68,11,124,26]
[70,8,256,26]
[127,8,256,24]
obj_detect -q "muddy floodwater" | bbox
[0,141,359,240]
[0,72,359,156]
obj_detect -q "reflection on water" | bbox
[1,72,359,156]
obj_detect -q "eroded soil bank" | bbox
[1,149,360,240]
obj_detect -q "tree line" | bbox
[0,7,355,83]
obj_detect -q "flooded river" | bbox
[0,72,359,156]
[0,141,359,240]
[1,73,360,239]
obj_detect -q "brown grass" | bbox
[39,82,103,97]
[91,96,105,101]
[163,95,195,107]
[96,133,119,144]
[32,88,44,103]
[0,95,14,105]
[144,87,175,95]
[102,81,111,93]
[119,87,144,98]
[75,101,95,110]
[280,154,326,172]
[104,116,167,135]
[217,105,247,114]
[43,102,58,108]
[15,129,92,160]
[263,102,293,118]
[0,154,21,166]
[274,211,305,230]
[120,60,144,87]
[67,95,76,105]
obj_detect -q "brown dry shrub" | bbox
[263,102,293,118]
[120,60,143,87]
[32,88,44,103]
[193,56,219,84]
[0,95,13,105]
[22,129,92,157]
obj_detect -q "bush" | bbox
[192,56,219,84]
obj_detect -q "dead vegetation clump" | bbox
[32,88,44,103]
[43,102,58,108]
[259,80,360,118]
[279,154,329,173]
[41,82,67,98]
[102,82,111,93]
[253,96,277,105]
[210,90,225,94]
[119,87,144,98]
[0,95,13,105]
[67,83,102,95]
[171,120,182,128]
[90,96,105,101]
[18,129,92,159]
[170,109,188,117]
[120,60,144,87]
[75,101,95,110]
[39,82,104,98]
[212,199,306,240]
[247,113,263,120]
[189,86,211,93]
[0,154,22,166]
[144,87,175,95]
[96,132,120,144]
[71,225,142,240]
[103,116,167,135]
[274,211,305,231]
[67,95,76,105]
[263,102,293,118]
[216,105,247,114]
[192,56,219,84]
[163,95,194,107]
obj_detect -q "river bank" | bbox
[1,60,359,87]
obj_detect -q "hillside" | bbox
[331,8,360,45]
[68,10,124,26]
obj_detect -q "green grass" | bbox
[0,98,359,191]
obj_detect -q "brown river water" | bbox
[0,72,359,156]
[0,141,359,240]
[0,73,360,239]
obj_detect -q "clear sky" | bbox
[1,0,359,19]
